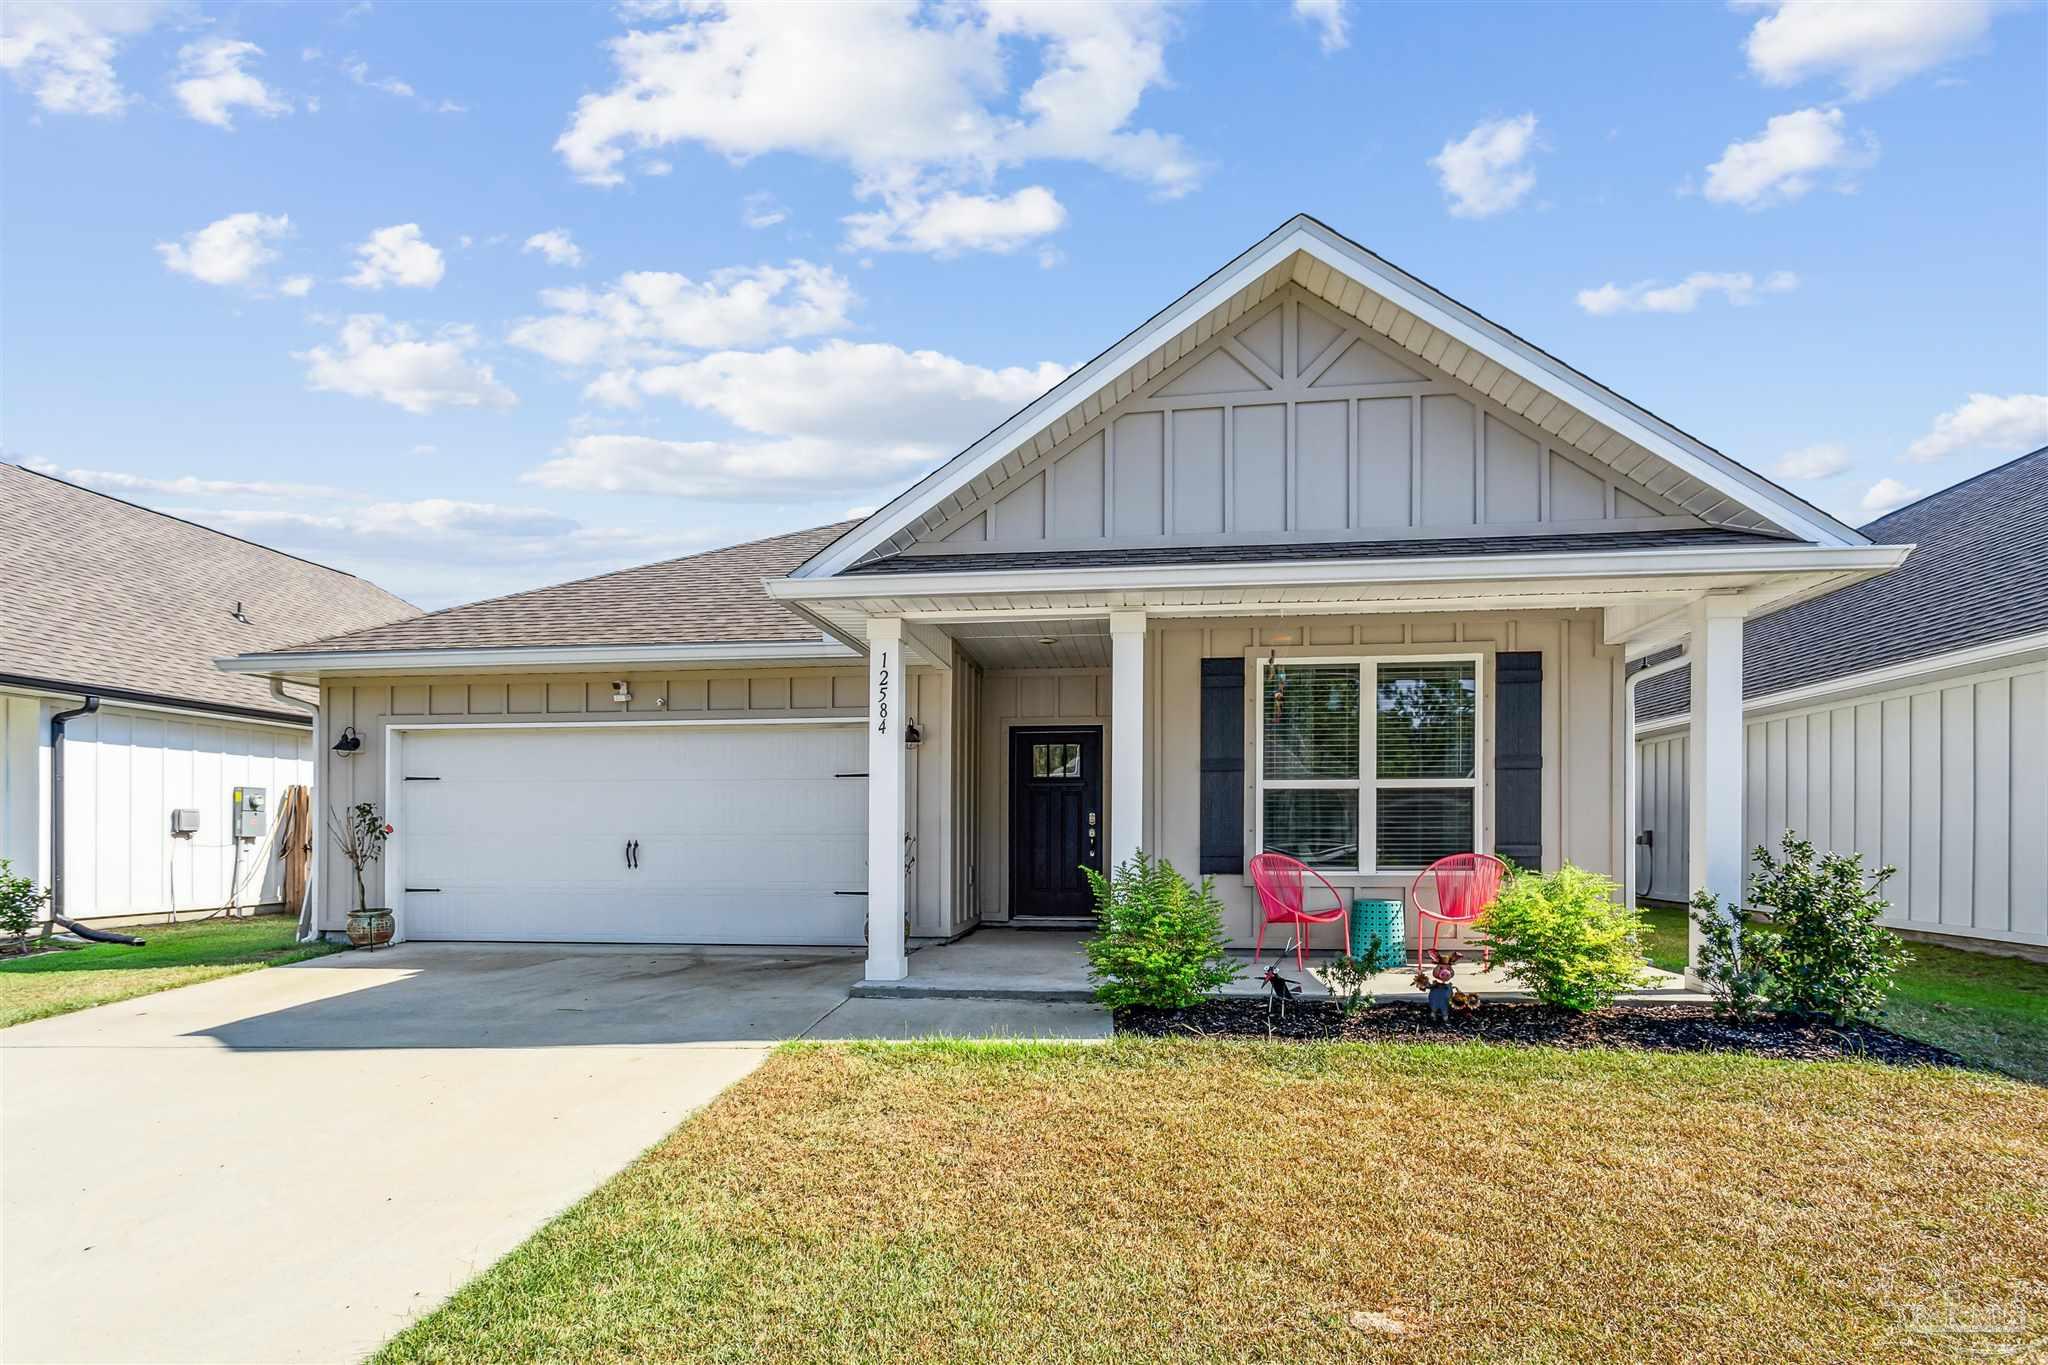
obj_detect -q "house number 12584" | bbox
[874,650,889,734]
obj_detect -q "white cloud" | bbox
[1575,269,1798,315]
[741,192,788,229]
[1741,0,1996,100]
[1902,393,2048,463]
[522,228,584,268]
[298,315,516,415]
[1859,477,1922,516]
[23,459,347,501]
[346,223,446,290]
[1292,0,1349,53]
[0,0,165,116]
[341,57,412,98]
[1430,113,1540,218]
[1770,443,1851,480]
[279,274,314,297]
[525,433,947,501]
[554,2,1198,252]
[172,37,291,129]
[155,212,292,288]
[843,185,1066,256]
[507,261,856,366]
[598,340,1070,442]
[1702,106,1877,208]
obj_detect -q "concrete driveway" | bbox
[0,943,868,1365]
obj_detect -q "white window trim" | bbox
[1253,652,1485,875]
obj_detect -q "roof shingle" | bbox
[1,464,418,719]
[1637,447,2048,720]
[282,521,859,654]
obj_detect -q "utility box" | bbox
[170,808,201,836]
[231,786,267,840]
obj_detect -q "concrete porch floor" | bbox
[852,927,1706,1003]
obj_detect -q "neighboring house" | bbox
[1635,448,2047,951]
[1,464,417,925]
[223,216,1908,973]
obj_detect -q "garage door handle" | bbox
[405,887,441,893]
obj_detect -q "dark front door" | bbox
[1008,726,1104,920]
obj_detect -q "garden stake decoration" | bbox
[1412,950,1461,1022]
[1262,960,1302,1020]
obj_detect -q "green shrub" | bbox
[1476,863,1650,1012]
[1747,833,1907,1025]
[0,858,50,946]
[1082,851,1239,1009]
[1321,935,1393,1015]
[1688,889,1773,1022]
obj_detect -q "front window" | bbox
[1258,657,1480,872]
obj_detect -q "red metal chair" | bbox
[1409,853,1509,958]
[1249,852,1350,972]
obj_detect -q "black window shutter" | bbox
[1493,651,1543,870]
[1199,658,1245,875]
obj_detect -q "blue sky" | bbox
[4,0,2044,608]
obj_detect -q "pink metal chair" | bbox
[1409,853,1509,959]
[1249,852,1350,972]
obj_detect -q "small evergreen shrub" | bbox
[1748,833,1907,1025]
[1688,889,1773,1022]
[1321,935,1393,1015]
[1477,864,1650,1012]
[0,858,50,948]
[1082,851,1239,1009]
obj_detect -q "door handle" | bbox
[625,839,640,870]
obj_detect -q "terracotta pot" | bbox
[346,908,395,949]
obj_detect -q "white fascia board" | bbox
[770,543,1910,605]
[217,638,858,679]
[1632,628,2048,736]
[795,216,1864,578]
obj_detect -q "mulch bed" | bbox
[1116,998,1965,1068]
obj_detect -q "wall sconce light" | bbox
[611,679,633,704]
[905,720,923,747]
[332,726,362,756]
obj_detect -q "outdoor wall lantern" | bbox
[331,726,363,756]
[905,720,923,747]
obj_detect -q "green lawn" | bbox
[0,915,337,1028]
[377,1039,2047,1365]
[1642,904,2048,1082]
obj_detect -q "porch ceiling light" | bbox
[332,726,362,756]
[1037,635,1058,646]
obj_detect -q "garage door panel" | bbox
[397,725,868,944]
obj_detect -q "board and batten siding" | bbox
[317,666,958,939]
[904,285,1696,557]
[1634,730,1689,904]
[1634,658,2048,946]
[0,691,311,919]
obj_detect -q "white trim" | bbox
[794,216,1864,577]
[219,638,856,678]
[771,543,1910,603]
[382,717,864,733]
[0,682,313,731]
[1631,628,2048,737]
[1252,652,1485,876]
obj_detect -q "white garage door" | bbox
[397,724,868,944]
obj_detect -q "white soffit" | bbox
[793,216,1865,578]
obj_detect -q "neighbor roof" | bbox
[0,463,418,721]
[846,528,1788,576]
[280,521,858,655]
[1638,447,2048,720]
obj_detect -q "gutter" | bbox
[1,672,312,727]
[217,637,856,679]
[264,679,324,943]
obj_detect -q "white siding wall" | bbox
[1634,658,2048,946]
[1634,731,1689,903]
[0,693,311,919]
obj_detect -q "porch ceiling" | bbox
[945,618,1110,670]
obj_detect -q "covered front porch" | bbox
[774,554,1896,992]
[850,927,1702,1003]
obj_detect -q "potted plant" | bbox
[331,802,395,947]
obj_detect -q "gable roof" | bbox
[792,214,1866,578]
[274,521,857,656]
[1,463,417,721]
[1637,447,2048,720]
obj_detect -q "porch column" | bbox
[1686,595,1746,973]
[866,619,909,981]
[1109,610,1147,871]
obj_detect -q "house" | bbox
[220,216,1910,977]
[1,464,417,926]
[1635,447,2047,952]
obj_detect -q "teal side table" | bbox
[1351,898,1405,963]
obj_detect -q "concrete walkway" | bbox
[0,943,1108,1365]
